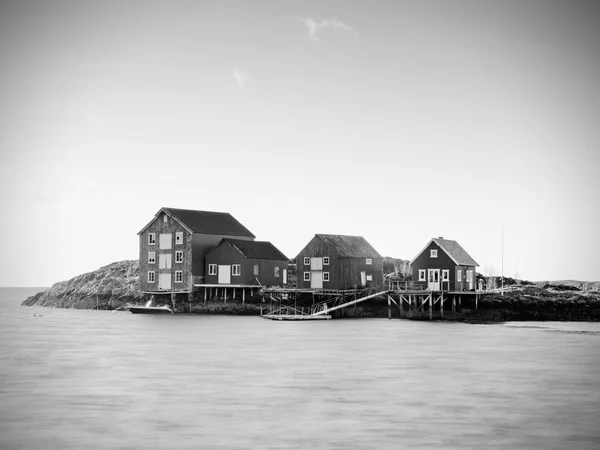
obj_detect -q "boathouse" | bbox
[138,207,255,293]
[295,234,383,290]
[205,239,289,287]
[410,237,478,291]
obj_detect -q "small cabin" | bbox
[296,234,383,290]
[205,239,289,287]
[138,207,255,293]
[410,237,478,291]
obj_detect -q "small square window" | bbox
[232,264,241,276]
[303,257,310,265]
[175,251,183,263]
[274,267,280,277]
[366,274,373,281]
[323,272,329,282]
[175,232,183,245]
[418,269,426,281]
[148,233,156,245]
[323,257,329,265]
[430,249,438,258]
[175,271,183,283]
[148,251,156,264]
[366,258,372,265]
[303,272,310,281]
[254,265,259,276]
[208,264,217,276]
[148,271,155,283]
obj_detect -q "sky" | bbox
[1,0,599,286]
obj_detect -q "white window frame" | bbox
[163,214,168,223]
[466,270,473,283]
[175,251,183,263]
[323,272,329,282]
[254,265,259,276]
[323,257,329,266]
[442,270,449,281]
[148,251,156,264]
[208,264,217,276]
[274,267,280,277]
[175,271,183,283]
[232,264,241,276]
[366,258,372,265]
[418,269,426,281]
[366,274,373,281]
[175,232,183,245]
[430,249,438,258]
[148,271,155,283]
[303,257,310,265]
[148,233,156,245]
[304,272,310,281]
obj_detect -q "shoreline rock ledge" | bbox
[22,261,143,309]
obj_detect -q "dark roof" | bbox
[411,238,478,266]
[222,239,288,261]
[138,207,255,237]
[316,234,382,258]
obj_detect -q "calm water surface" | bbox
[1,288,599,450]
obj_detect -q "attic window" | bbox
[163,214,168,223]
[366,258,372,265]
[430,249,438,258]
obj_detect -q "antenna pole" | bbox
[501,228,504,296]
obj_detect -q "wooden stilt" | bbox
[429,294,432,320]
[399,294,403,317]
[440,292,444,318]
[387,295,391,320]
[452,297,456,312]
[242,288,246,305]
[475,294,478,310]
[204,288,207,306]
[233,288,236,300]
[224,288,227,304]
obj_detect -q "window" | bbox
[254,265,259,276]
[430,249,438,258]
[323,257,329,266]
[466,270,473,283]
[148,233,156,245]
[148,271,155,283]
[175,251,183,263]
[175,232,183,245]
[274,267,280,277]
[208,264,217,275]
[442,270,449,281]
[457,269,462,281]
[323,272,329,282]
[303,257,310,265]
[232,264,241,276]
[366,258,372,265]
[175,271,183,283]
[304,272,310,281]
[163,214,168,223]
[148,251,156,264]
[418,269,426,281]
[366,274,373,281]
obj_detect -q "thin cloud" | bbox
[233,68,251,88]
[300,17,354,41]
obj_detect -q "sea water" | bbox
[1,288,599,449]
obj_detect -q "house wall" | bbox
[205,242,288,286]
[191,233,254,280]
[340,257,384,289]
[139,213,193,293]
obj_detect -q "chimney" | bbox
[438,236,443,239]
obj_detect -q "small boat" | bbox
[128,300,173,315]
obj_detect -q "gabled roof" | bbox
[410,238,478,266]
[219,239,288,261]
[137,207,255,237]
[315,234,382,258]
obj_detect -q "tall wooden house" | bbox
[205,239,289,287]
[138,207,255,293]
[296,234,383,290]
[410,237,478,291]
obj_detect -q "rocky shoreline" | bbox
[22,260,600,322]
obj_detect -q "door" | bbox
[158,273,171,290]
[159,233,172,250]
[310,257,323,270]
[159,253,172,269]
[360,271,366,288]
[466,269,475,290]
[428,269,440,291]
[218,265,231,284]
[311,271,323,289]
[283,269,287,285]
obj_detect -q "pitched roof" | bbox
[410,238,478,266]
[221,239,288,261]
[315,234,382,258]
[138,207,255,237]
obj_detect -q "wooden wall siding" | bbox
[411,241,475,291]
[205,243,288,286]
[139,213,192,292]
[191,233,254,279]
[296,236,382,290]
